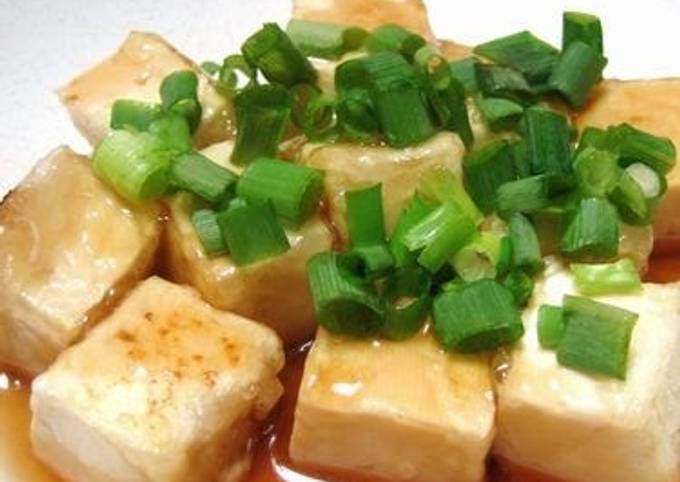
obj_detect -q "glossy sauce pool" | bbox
[3,252,680,482]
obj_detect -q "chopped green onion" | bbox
[451,232,503,281]
[307,252,385,336]
[433,279,524,352]
[577,126,611,153]
[286,19,367,59]
[110,100,163,132]
[366,24,426,61]
[537,304,565,349]
[450,57,480,93]
[302,93,339,141]
[608,169,650,225]
[573,146,619,197]
[217,55,257,94]
[363,52,434,147]
[341,245,394,279]
[346,184,386,247]
[495,175,555,219]
[463,139,516,214]
[474,31,559,84]
[92,130,172,202]
[531,206,566,254]
[432,67,474,148]
[201,61,221,75]
[241,23,317,86]
[475,63,535,105]
[571,258,641,295]
[477,96,524,132]
[402,203,477,273]
[558,295,638,379]
[382,267,431,340]
[510,139,531,179]
[613,123,676,175]
[231,84,294,165]
[519,106,572,175]
[291,83,321,128]
[563,12,603,54]
[337,93,379,141]
[418,168,483,225]
[561,197,619,260]
[508,212,545,274]
[334,57,372,98]
[216,200,290,266]
[147,114,192,152]
[389,194,435,267]
[191,209,228,256]
[159,70,202,132]
[501,269,535,307]
[496,235,514,277]
[548,41,606,109]
[626,162,664,199]
[236,157,323,226]
[170,151,238,204]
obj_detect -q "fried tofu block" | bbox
[300,132,466,242]
[575,79,680,239]
[59,31,233,149]
[30,276,284,482]
[0,147,161,376]
[495,260,680,482]
[165,141,333,345]
[290,328,495,482]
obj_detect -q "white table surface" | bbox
[2,0,680,196]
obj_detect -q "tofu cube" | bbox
[290,328,495,482]
[576,79,680,239]
[495,260,680,482]
[30,276,284,482]
[59,31,233,149]
[300,132,466,242]
[0,147,161,376]
[165,141,333,344]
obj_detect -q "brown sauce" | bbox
[3,249,680,482]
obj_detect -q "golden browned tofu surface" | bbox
[59,31,234,149]
[0,147,161,376]
[575,79,680,239]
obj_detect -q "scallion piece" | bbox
[402,203,477,273]
[496,235,514,278]
[519,106,572,175]
[433,279,524,352]
[612,123,676,174]
[217,54,257,94]
[334,57,372,98]
[216,200,290,266]
[286,19,367,59]
[231,84,294,165]
[382,267,431,341]
[418,168,483,225]
[477,96,524,132]
[291,83,321,128]
[626,162,665,199]
[159,70,202,133]
[537,304,565,349]
[573,146,619,197]
[307,252,385,336]
[561,197,619,260]
[170,152,238,204]
[450,57,480,93]
[241,23,317,86]
[237,157,323,226]
[389,194,435,267]
[92,130,172,202]
[495,175,554,219]
[501,269,535,307]
[548,41,606,109]
[451,232,503,281]
[474,31,559,84]
[510,139,531,179]
[110,100,163,132]
[191,209,228,256]
[558,295,638,379]
[147,114,192,152]
[475,63,535,105]
[345,183,386,247]
[366,24,426,61]
[571,258,641,296]
[201,61,221,75]
[563,12,603,54]
[302,93,339,141]
[337,93,379,141]
[508,212,545,275]
[608,170,650,225]
[341,245,394,279]
[463,139,516,214]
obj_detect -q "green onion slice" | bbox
[341,244,394,280]
[501,269,535,307]
[451,232,503,282]
[450,57,480,93]
[366,23,426,61]
[302,93,339,141]
[291,83,321,128]
[286,19,367,60]
[418,168,483,225]
[613,123,676,175]
[110,100,163,132]
[563,11,604,54]
[382,267,432,341]
[477,96,524,132]
[626,162,664,199]
[159,70,202,132]
[560,197,619,261]
[519,106,572,175]
[218,54,257,94]
[608,170,650,226]
[147,114,192,152]
[573,146,619,197]
[345,184,386,247]
[191,209,228,256]
[571,258,641,296]
[170,151,238,204]
[389,194,435,268]
[508,212,545,275]
[475,63,535,105]
[495,174,565,219]
[463,139,516,214]
[201,61,221,76]
[548,41,606,109]
[537,304,566,349]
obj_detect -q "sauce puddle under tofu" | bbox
[2,250,679,482]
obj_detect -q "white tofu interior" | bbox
[165,141,333,344]
[0,147,161,376]
[290,328,495,482]
[495,260,680,482]
[30,276,284,482]
[59,31,234,149]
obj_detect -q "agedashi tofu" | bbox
[575,79,680,239]
[165,141,333,344]
[0,147,161,376]
[290,328,495,482]
[30,277,284,482]
[59,31,233,148]
[495,261,680,482]
[300,132,465,242]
